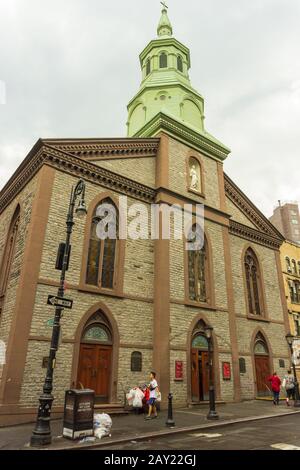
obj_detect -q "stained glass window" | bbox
[254,341,268,355]
[244,248,263,315]
[192,334,208,349]
[188,226,207,302]
[83,325,110,342]
[86,198,118,289]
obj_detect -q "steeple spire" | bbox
[157,2,173,37]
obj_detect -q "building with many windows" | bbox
[0,6,291,425]
[270,202,300,245]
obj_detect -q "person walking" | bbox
[268,372,281,405]
[282,369,295,406]
[145,371,158,420]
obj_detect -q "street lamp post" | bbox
[30,179,87,447]
[204,325,219,420]
[285,333,300,408]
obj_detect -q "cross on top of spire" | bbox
[157,1,173,37]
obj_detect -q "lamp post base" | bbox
[30,393,53,447]
[207,410,219,420]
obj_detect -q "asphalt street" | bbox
[97,414,300,450]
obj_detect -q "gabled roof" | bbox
[224,172,284,241]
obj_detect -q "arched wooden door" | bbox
[254,334,271,397]
[77,314,112,403]
[191,333,212,402]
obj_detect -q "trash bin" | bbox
[63,389,95,440]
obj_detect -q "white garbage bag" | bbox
[132,388,144,408]
[93,413,112,440]
[126,388,135,406]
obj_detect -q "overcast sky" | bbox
[0,0,300,217]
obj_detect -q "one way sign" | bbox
[47,295,73,309]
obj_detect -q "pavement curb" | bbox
[26,409,300,451]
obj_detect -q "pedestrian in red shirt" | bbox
[268,372,281,405]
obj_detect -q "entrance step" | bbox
[94,403,129,415]
[187,400,226,408]
[255,397,285,401]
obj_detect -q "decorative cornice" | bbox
[0,143,157,214]
[224,173,284,240]
[229,220,282,250]
[134,112,230,162]
[42,138,159,160]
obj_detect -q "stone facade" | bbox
[0,133,291,425]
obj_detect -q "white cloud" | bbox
[0,0,299,217]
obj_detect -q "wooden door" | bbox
[200,351,209,401]
[77,344,112,401]
[191,348,200,401]
[95,347,111,401]
[77,344,97,391]
[255,355,271,396]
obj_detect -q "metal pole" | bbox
[165,393,175,427]
[30,180,85,446]
[207,336,219,420]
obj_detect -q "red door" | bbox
[255,355,271,396]
[191,349,199,401]
[77,344,112,402]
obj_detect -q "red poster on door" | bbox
[222,362,231,380]
[175,361,183,380]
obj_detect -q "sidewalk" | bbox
[1,400,300,450]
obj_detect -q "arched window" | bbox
[254,333,269,355]
[298,261,300,276]
[82,324,111,343]
[239,357,246,374]
[86,198,118,289]
[192,334,208,349]
[187,225,208,303]
[286,257,291,272]
[292,259,297,275]
[131,351,142,372]
[146,58,151,76]
[177,55,183,72]
[159,52,168,68]
[244,248,264,315]
[0,205,20,304]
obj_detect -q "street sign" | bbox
[46,319,54,327]
[47,295,73,309]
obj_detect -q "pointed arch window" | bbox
[292,259,297,275]
[244,248,264,316]
[0,205,20,318]
[177,55,183,72]
[187,225,209,303]
[86,198,118,290]
[159,52,168,68]
[146,58,151,76]
[286,257,291,272]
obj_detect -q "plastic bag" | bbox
[156,391,162,402]
[126,388,135,406]
[132,388,144,408]
[93,413,112,440]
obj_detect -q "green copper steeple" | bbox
[126,4,230,161]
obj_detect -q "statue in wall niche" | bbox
[189,159,201,192]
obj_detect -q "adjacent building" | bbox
[270,202,300,245]
[0,6,291,425]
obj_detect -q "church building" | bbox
[0,6,290,425]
